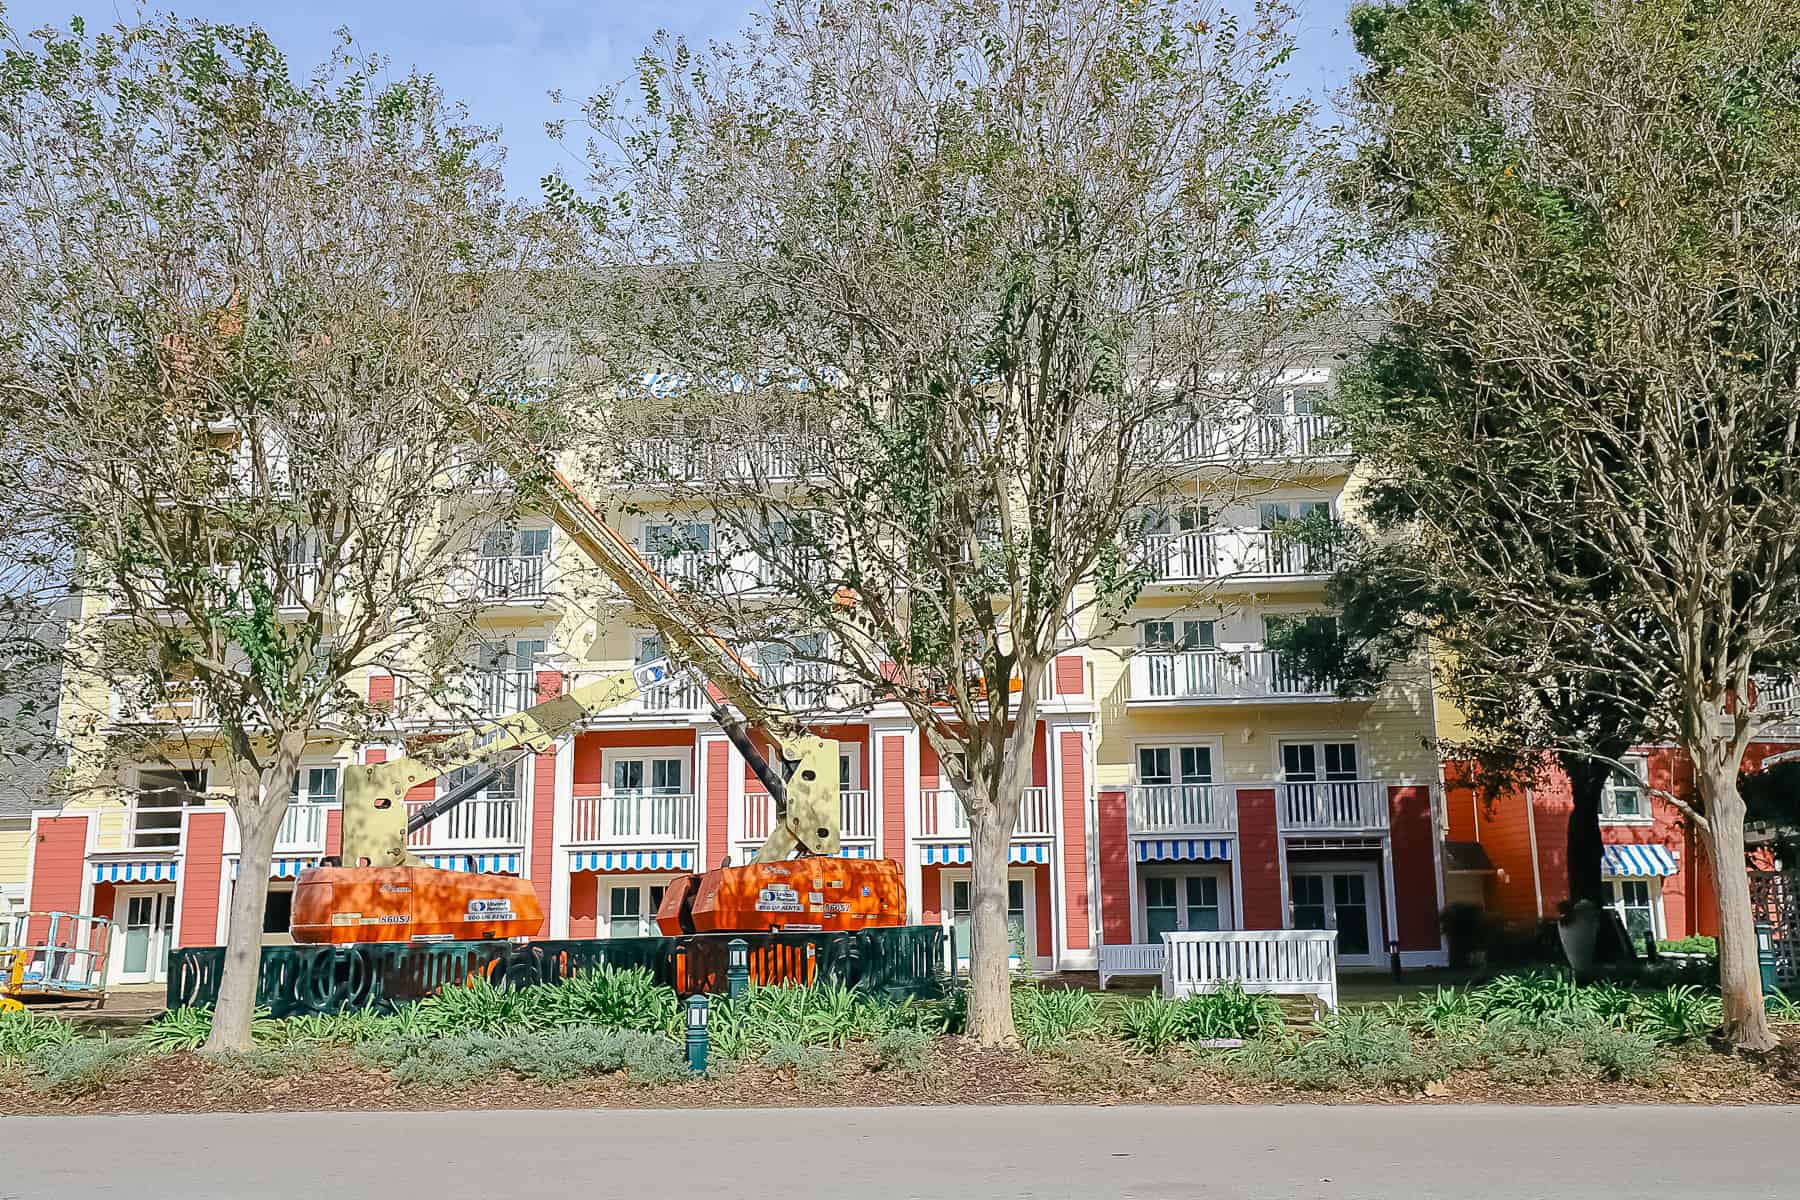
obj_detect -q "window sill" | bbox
[1600,816,1655,828]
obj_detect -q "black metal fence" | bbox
[166,925,946,1017]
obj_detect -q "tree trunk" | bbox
[1692,759,1776,1052]
[205,742,299,1054]
[1564,757,1608,910]
[965,805,1018,1045]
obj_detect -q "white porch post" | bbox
[548,733,575,939]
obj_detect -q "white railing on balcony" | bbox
[473,554,548,603]
[473,670,539,716]
[918,786,1053,839]
[1127,784,1237,835]
[742,788,877,844]
[275,803,329,851]
[406,796,523,847]
[1137,528,1336,584]
[1148,413,1344,464]
[110,681,213,726]
[641,675,708,713]
[1128,649,1335,703]
[570,791,699,845]
[626,431,813,483]
[1277,779,1390,832]
[1756,675,1799,717]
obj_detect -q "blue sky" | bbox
[0,1,1364,197]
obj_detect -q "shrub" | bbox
[1766,989,1800,1021]
[1656,936,1717,957]
[0,1007,76,1061]
[25,1038,141,1095]
[371,1026,687,1087]
[1474,1012,1664,1085]
[1011,985,1102,1050]
[541,967,679,1036]
[760,1039,833,1082]
[708,983,898,1059]
[870,1027,933,1076]
[1473,971,1587,1024]
[1632,985,1720,1044]
[1171,984,1281,1041]
[215,1042,329,1079]
[415,977,548,1036]
[137,1006,216,1053]
[1411,986,1482,1038]
[1117,996,1184,1054]
[1229,1012,1450,1092]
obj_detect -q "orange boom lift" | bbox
[291,396,905,945]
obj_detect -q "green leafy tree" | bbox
[558,0,1342,1042]
[0,17,561,1050]
[1342,0,1800,1049]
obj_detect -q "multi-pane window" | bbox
[291,766,340,806]
[1136,745,1213,787]
[1281,741,1359,782]
[131,767,208,849]
[950,879,1027,961]
[1145,875,1223,940]
[1139,620,1216,650]
[611,757,685,795]
[607,884,668,939]
[1602,757,1649,820]
[1608,879,1657,940]
[644,521,712,557]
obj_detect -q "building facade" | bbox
[20,354,1455,985]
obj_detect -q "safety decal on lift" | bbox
[755,885,804,914]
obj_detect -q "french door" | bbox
[1288,867,1380,966]
[114,890,175,984]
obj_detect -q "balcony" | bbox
[1276,779,1391,833]
[275,802,330,852]
[1126,648,1338,705]
[1127,784,1237,835]
[406,796,523,848]
[109,681,214,727]
[569,791,699,845]
[742,789,877,844]
[469,554,549,605]
[1146,413,1344,465]
[1137,528,1337,585]
[624,429,813,484]
[918,786,1053,839]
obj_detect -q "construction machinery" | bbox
[290,402,906,944]
[0,912,112,1009]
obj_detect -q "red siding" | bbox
[1237,788,1282,929]
[529,752,555,936]
[569,871,598,939]
[1053,654,1083,696]
[1096,789,1131,945]
[1388,785,1439,951]
[1057,729,1089,950]
[26,815,89,942]
[881,735,906,865]
[919,740,940,790]
[704,740,730,871]
[367,674,394,706]
[534,670,563,703]
[1031,729,1048,788]
[1034,862,1052,956]
[325,807,342,858]
[178,812,227,947]
[573,729,697,797]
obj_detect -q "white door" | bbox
[1288,867,1380,966]
[113,890,175,984]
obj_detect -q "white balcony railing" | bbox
[1127,784,1237,835]
[275,802,329,851]
[569,791,699,845]
[625,431,813,483]
[1128,649,1336,703]
[641,675,708,713]
[407,796,523,848]
[1148,413,1343,464]
[1756,675,1799,718]
[742,788,877,844]
[473,670,540,716]
[1137,528,1337,584]
[472,554,548,603]
[1276,779,1390,832]
[918,786,1053,839]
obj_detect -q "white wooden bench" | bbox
[1161,929,1339,1014]
[1097,943,1165,989]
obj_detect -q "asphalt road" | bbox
[0,1105,1793,1199]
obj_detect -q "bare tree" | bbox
[1346,0,1800,1049]
[0,17,563,1050]
[558,0,1341,1042]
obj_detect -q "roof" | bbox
[1442,840,1497,873]
[0,597,73,819]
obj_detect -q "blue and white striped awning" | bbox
[91,860,178,884]
[570,849,693,873]
[1136,838,1233,863]
[421,853,521,874]
[1602,843,1678,878]
[229,857,319,880]
[920,843,1051,866]
[836,844,874,859]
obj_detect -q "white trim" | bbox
[1287,864,1383,967]
[598,746,693,801]
[598,875,677,939]
[1524,784,1545,919]
[937,866,1048,974]
[1380,835,1399,957]
[108,884,176,986]
[549,734,575,938]
[1138,863,1235,940]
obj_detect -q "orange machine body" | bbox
[657,857,906,936]
[290,866,543,945]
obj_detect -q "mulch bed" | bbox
[5,1034,1800,1115]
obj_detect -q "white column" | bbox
[548,733,575,938]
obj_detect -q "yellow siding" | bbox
[0,824,31,891]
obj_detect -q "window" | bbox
[950,879,1027,962]
[1257,500,1331,529]
[467,639,546,712]
[262,887,294,935]
[1281,742,1359,782]
[644,521,712,557]
[1136,745,1213,787]
[607,884,667,939]
[1608,879,1657,940]
[482,527,549,559]
[611,757,685,795]
[274,530,319,607]
[1145,875,1223,940]
[441,761,521,843]
[1139,620,1215,650]
[131,767,208,849]
[1603,758,1648,821]
[291,766,340,806]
